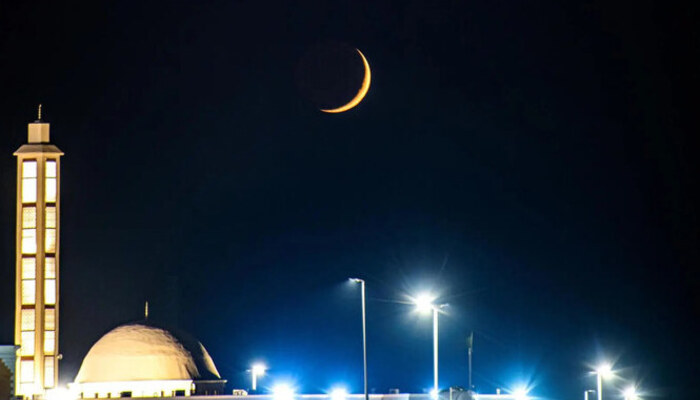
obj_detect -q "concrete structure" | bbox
[0,346,19,400]
[69,323,226,398]
[14,109,64,398]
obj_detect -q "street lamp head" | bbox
[414,293,436,313]
[349,277,364,283]
[623,386,638,400]
[252,363,266,376]
[595,363,613,379]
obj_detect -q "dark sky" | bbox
[1,2,698,399]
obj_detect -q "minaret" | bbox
[14,106,63,397]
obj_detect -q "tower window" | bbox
[44,331,56,354]
[45,228,56,253]
[20,360,34,383]
[22,161,37,203]
[45,160,57,203]
[22,258,36,279]
[46,207,56,228]
[21,280,35,305]
[45,279,56,305]
[46,160,57,178]
[45,308,56,330]
[45,257,56,279]
[21,331,34,356]
[22,207,36,228]
[22,229,36,254]
[21,309,35,330]
[45,178,57,203]
[44,356,55,388]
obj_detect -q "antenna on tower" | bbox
[145,301,149,320]
[37,104,42,121]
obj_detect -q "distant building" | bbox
[0,346,19,400]
[68,322,226,398]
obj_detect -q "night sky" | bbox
[1,2,698,400]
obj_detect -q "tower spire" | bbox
[145,301,149,320]
[38,104,42,121]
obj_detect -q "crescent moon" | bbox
[321,49,371,113]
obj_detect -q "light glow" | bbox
[595,363,613,379]
[623,386,638,400]
[20,359,34,383]
[512,387,530,400]
[331,387,348,400]
[429,388,438,399]
[252,363,266,376]
[414,293,436,313]
[68,379,194,398]
[45,388,74,400]
[272,384,295,400]
[251,363,266,391]
[45,356,55,387]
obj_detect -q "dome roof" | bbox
[74,322,221,383]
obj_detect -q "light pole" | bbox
[350,278,368,400]
[593,363,612,400]
[413,294,447,398]
[251,363,266,391]
[584,389,596,400]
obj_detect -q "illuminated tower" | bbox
[14,106,63,397]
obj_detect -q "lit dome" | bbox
[74,322,221,383]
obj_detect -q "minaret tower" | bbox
[14,106,63,397]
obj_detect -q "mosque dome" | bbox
[74,322,221,383]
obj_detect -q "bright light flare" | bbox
[45,388,74,400]
[331,387,349,400]
[413,293,436,313]
[272,384,295,400]
[252,363,266,376]
[512,387,530,400]
[595,363,613,379]
[429,388,439,399]
[623,386,638,400]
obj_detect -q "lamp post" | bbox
[251,364,266,391]
[350,278,369,400]
[593,363,612,400]
[584,389,596,400]
[413,294,446,398]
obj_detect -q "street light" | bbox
[272,384,295,400]
[349,278,369,400]
[251,363,266,391]
[412,293,447,398]
[584,389,596,400]
[512,387,529,400]
[593,363,613,400]
[622,386,638,400]
[331,387,349,400]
